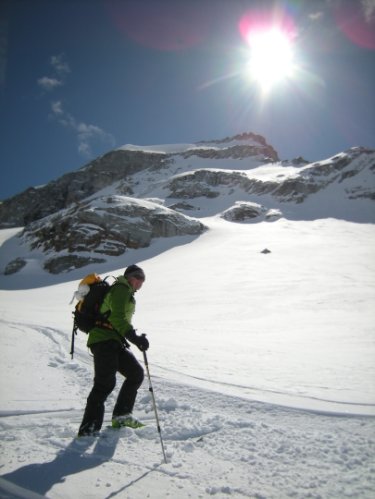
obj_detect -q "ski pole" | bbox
[70,322,77,359]
[142,350,167,464]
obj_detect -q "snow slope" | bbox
[1,215,375,498]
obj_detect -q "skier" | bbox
[78,264,149,436]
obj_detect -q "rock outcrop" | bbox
[0,134,374,275]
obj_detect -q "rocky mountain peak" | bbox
[0,134,374,276]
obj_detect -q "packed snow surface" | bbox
[1,217,374,498]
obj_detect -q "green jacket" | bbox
[87,276,136,347]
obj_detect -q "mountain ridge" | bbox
[0,133,374,276]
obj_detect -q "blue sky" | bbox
[1,0,374,200]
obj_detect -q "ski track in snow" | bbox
[1,381,375,499]
[0,321,375,498]
[150,364,375,417]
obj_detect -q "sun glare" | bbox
[246,28,295,92]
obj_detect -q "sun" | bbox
[246,28,295,92]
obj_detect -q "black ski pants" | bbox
[78,340,144,435]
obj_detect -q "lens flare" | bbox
[333,2,375,50]
[239,9,297,93]
[239,8,296,45]
[247,28,295,92]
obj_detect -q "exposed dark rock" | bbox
[167,202,199,212]
[44,255,106,274]
[3,257,27,275]
[180,144,278,161]
[0,150,166,228]
[21,196,207,262]
[221,202,266,222]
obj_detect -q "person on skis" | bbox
[78,264,149,437]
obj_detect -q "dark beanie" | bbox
[124,264,145,281]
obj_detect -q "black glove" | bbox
[126,330,149,351]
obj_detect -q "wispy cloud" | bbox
[37,53,70,91]
[39,54,115,158]
[37,76,63,91]
[51,100,64,115]
[308,11,324,21]
[50,100,115,158]
[50,54,70,76]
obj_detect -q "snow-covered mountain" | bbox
[0,132,278,229]
[0,133,374,277]
[0,133,374,497]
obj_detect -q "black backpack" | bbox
[70,274,114,358]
